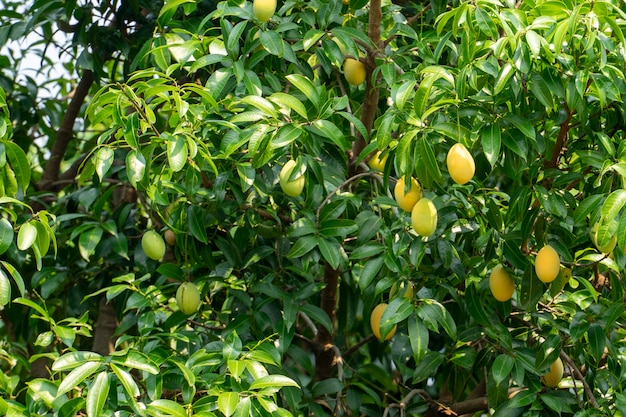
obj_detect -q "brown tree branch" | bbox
[314,263,340,381]
[545,103,572,171]
[38,69,94,191]
[560,350,600,409]
[348,0,383,174]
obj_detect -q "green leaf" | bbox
[4,141,30,192]
[269,94,308,120]
[465,283,491,327]
[218,392,239,417]
[167,135,188,173]
[519,267,543,311]
[241,95,278,118]
[601,189,626,223]
[188,205,208,244]
[113,350,160,375]
[86,371,110,417]
[417,300,457,340]
[159,0,195,18]
[380,298,413,339]
[414,73,439,119]
[306,120,348,149]
[94,147,114,182]
[494,62,515,95]
[0,270,10,306]
[573,194,604,225]
[503,114,535,140]
[319,219,358,237]
[126,149,146,188]
[147,399,187,417]
[407,314,429,362]
[285,74,319,110]
[587,323,605,361]
[79,227,103,261]
[260,30,284,57]
[492,354,515,385]
[110,363,140,399]
[249,375,300,390]
[57,361,102,397]
[2,261,25,297]
[0,218,13,255]
[482,123,501,167]
[487,372,509,409]
[529,72,555,108]
[358,257,385,291]
[17,221,37,251]
[349,243,385,260]
[418,138,443,185]
[53,351,105,372]
[413,351,444,383]
[287,235,318,258]
[317,237,341,270]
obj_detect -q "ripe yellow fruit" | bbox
[590,222,617,254]
[390,281,414,299]
[367,151,388,172]
[279,160,305,197]
[344,58,366,86]
[411,198,437,237]
[535,245,561,283]
[176,282,201,315]
[446,143,475,185]
[164,229,177,246]
[543,357,564,387]
[394,177,422,212]
[252,0,276,22]
[489,264,515,302]
[142,231,166,261]
[370,303,396,341]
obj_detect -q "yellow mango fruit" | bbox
[535,245,560,283]
[411,198,437,237]
[446,143,475,185]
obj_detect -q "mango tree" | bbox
[0,0,626,416]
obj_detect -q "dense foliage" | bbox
[1,0,626,415]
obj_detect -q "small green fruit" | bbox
[279,160,305,197]
[142,231,166,261]
[176,282,201,315]
[253,0,276,22]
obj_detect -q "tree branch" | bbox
[561,350,599,409]
[348,0,383,174]
[314,262,340,381]
[38,69,94,191]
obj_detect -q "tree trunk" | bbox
[314,262,340,381]
[92,298,118,355]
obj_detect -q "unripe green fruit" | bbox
[279,160,305,197]
[142,231,166,261]
[176,282,201,315]
[253,0,276,23]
